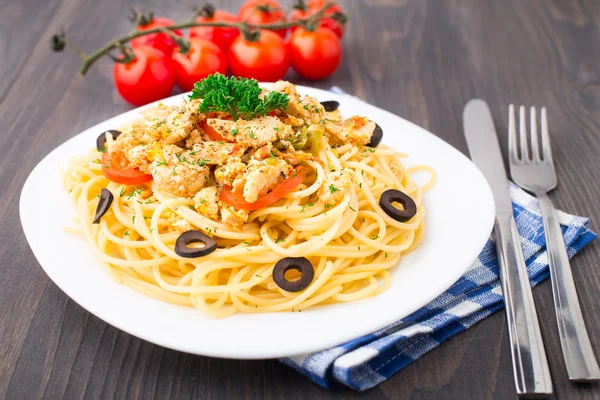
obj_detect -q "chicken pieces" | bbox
[106,80,377,230]
[150,145,210,197]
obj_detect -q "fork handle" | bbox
[495,216,553,397]
[537,192,600,381]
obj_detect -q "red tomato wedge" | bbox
[201,119,230,142]
[102,153,153,185]
[221,167,305,211]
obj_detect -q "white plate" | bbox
[20,85,495,359]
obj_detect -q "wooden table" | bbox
[1,0,599,398]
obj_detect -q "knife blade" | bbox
[463,99,553,397]
[463,99,514,215]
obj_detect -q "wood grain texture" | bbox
[1,0,599,398]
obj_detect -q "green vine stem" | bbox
[55,2,341,76]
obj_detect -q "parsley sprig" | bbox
[190,74,289,121]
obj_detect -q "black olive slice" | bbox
[320,100,340,112]
[175,230,217,258]
[367,123,383,148]
[379,189,417,222]
[96,130,122,152]
[93,188,114,224]
[273,257,314,292]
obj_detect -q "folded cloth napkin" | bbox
[279,98,597,390]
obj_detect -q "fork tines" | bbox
[508,105,553,164]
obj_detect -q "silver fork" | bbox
[508,105,600,381]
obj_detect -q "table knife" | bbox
[463,99,553,397]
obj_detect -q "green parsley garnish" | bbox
[190,73,289,120]
[231,128,238,136]
[329,184,339,193]
[300,203,314,214]
[349,206,356,212]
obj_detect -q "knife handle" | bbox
[495,216,553,397]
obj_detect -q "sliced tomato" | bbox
[221,167,305,211]
[102,153,153,185]
[201,119,227,141]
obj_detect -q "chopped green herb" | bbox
[188,205,196,210]
[132,216,135,224]
[268,150,276,158]
[123,231,130,236]
[231,128,238,136]
[349,206,356,212]
[329,184,339,193]
[372,235,380,240]
[300,203,314,214]
[255,274,263,278]
[243,241,251,244]
[156,160,168,167]
[385,252,388,258]
[68,188,73,193]
[119,187,126,197]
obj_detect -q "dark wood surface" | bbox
[1,0,599,398]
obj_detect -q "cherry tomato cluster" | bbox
[113,0,345,106]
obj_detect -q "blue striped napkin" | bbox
[278,93,597,390]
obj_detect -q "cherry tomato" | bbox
[288,1,345,38]
[131,17,183,56]
[238,0,288,39]
[221,167,305,211]
[113,46,176,106]
[288,27,341,80]
[288,7,309,33]
[189,10,239,50]
[229,30,289,82]
[307,0,345,38]
[102,153,153,185]
[172,39,228,92]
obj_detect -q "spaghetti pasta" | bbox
[61,80,435,318]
